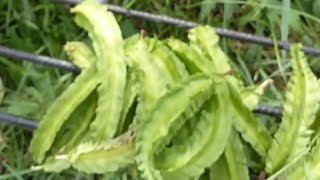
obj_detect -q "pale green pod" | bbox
[284,137,320,180]
[125,38,172,122]
[266,44,320,174]
[166,38,213,75]
[29,63,98,163]
[169,115,199,145]
[31,157,71,173]
[156,80,231,177]
[135,74,212,180]
[209,155,231,180]
[153,87,214,156]
[241,79,273,110]
[71,0,127,140]
[116,68,138,135]
[228,82,272,159]
[188,26,229,74]
[33,93,97,173]
[68,130,135,174]
[148,39,189,82]
[73,143,135,174]
[50,92,98,154]
[224,128,250,180]
[64,41,95,69]
[188,26,244,93]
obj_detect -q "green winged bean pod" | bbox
[166,38,214,75]
[266,44,320,174]
[135,74,213,180]
[188,26,229,74]
[147,39,207,153]
[188,26,243,92]
[116,68,138,135]
[125,37,172,122]
[209,128,249,180]
[228,82,272,159]
[68,130,135,174]
[209,155,231,180]
[29,23,99,163]
[223,128,250,180]
[72,143,135,174]
[148,39,189,82]
[284,137,320,179]
[71,0,127,140]
[240,79,273,110]
[49,92,98,155]
[31,157,71,173]
[156,80,232,177]
[64,41,95,69]
[153,88,215,156]
[29,62,98,163]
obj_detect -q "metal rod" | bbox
[0,113,38,130]
[0,45,80,74]
[253,105,282,118]
[54,0,320,57]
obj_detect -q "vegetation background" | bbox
[0,0,320,179]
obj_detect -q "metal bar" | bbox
[0,45,80,74]
[253,105,282,118]
[54,0,320,57]
[0,113,38,130]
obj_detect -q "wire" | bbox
[253,105,282,118]
[53,0,320,57]
[0,45,80,74]
[0,113,38,130]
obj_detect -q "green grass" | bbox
[0,0,320,179]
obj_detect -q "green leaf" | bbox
[199,1,216,23]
